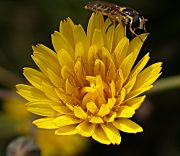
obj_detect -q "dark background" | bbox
[0,0,180,156]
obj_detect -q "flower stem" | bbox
[148,75,180,94]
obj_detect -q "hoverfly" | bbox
[85,1,148,38]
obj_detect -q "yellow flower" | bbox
[16,13,162,145]
[2,98,30,135]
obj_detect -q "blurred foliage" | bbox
[0,0,180,156]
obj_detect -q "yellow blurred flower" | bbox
[2,98,30,135]
[37,129,89,156]
[16,13,162,145]
[2,98,89,156]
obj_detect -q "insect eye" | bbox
[132,15,140,28]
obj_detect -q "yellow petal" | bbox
[59,17,75,47]
[75,42,86,63]
[31,55,48,76]
[16,84,48,102]
[94,59,105,80]
[120,52,135,82]
[76,120,95,137]
[46,68,63,88]
[55,125,77,135]
[103,111,117,122]
[130,53,150,78]
[51,31,74,57]
[54,115,81,127]
[107,98,116,109]
[123,76,136,94]
[112,22,125,50]
[105,22,115,52]
[26,101,57,117]
[96,74,104,87]
[86,101,98,114]
[41,82,59,102]
[115,68,124,92]
[116,88,126,105]
[114,37,129,68]
[74,24,88,48]
[127,33,149,56]
[74,106,87,119]
[93,13,104,30]
[98,104,110,117]
[109,81,115,98]
[92,125,111,145]
[125,96,146,110]
[33,52,61,76]
[49,101,72,114]
[127,86,153,100]
[101,123,121,145]
[113,118,143,133]
[61,65,74,80]
[32,44,58,64]
[122,37,148,77]
[33,118,58,129]
[87,13,95,44]
[74,59,87,86]
[82,86,96,93]
[55,88,80,107]
[92,29,104,49]
[103,18,112,32]
[89,116,104,123]
[116,106,135,118]
[132,62,162,89]
[86,76,96,84]
[87,45,98,75]
[87,13,104,44]
[65,79,76,95]
[57,48,74,69]
[101,47,116,82]
[23,67,50,91]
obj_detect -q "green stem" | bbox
[148,75,180,94]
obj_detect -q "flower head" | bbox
[16,13,162,145]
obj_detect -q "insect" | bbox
[85,1,148,38]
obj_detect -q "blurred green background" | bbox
[0,0,180,156]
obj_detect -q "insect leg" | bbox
[143,23,148,33]
[124,26,127,36]
[142,17,148,33]
[105,19,115,33]
[129,26,143,42]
